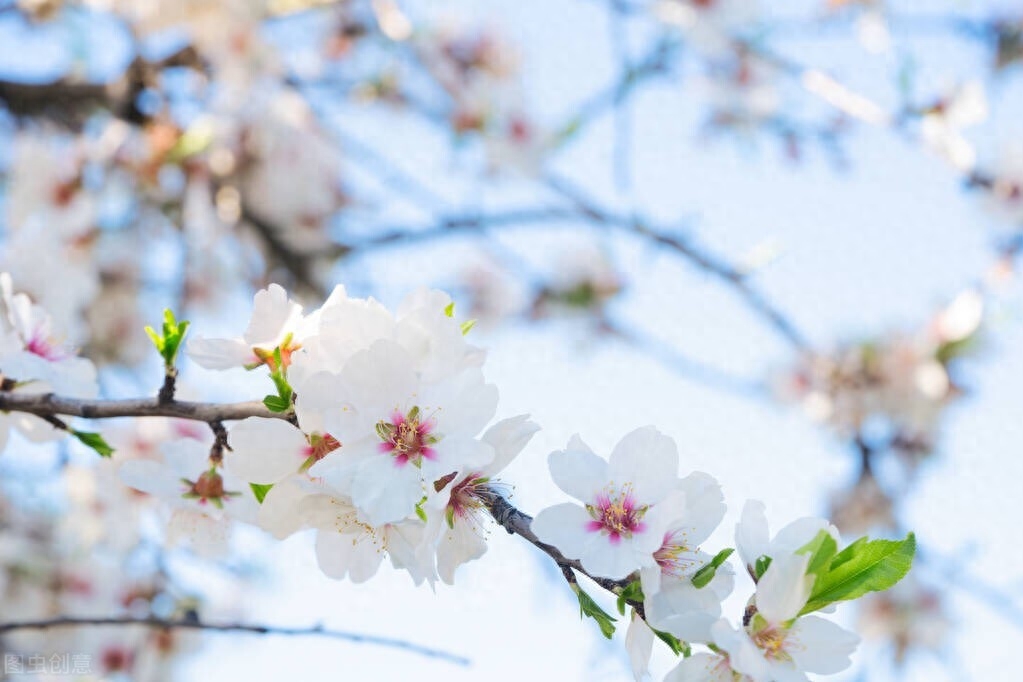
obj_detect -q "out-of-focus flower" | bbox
[858,578,950,664]
[921,81,988,172]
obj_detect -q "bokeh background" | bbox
[1,0,1022,680]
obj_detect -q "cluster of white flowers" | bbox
[531,429,871,682]
[0,277,914,678]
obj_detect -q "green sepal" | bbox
[652,626,690,657]
[263,395,291,412]
[800,532,916,615]
[71,430,114,458]
[250,483,273,504]
[691,548,734,588]
[574,585,617,639]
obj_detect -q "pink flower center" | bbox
[653,529,702,578]
[25,328,65,361]
[376,406,441,468]
[586,485,647,544]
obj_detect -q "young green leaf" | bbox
[754,555,772,581]
[72,430,115,458]
[800,533,916,615]
[575,586,617,639]
[691,548,734,588]
[460,319,477,336]
[797,529,838,578]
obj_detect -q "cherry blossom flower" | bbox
[187,283,311,370]
[530,427,682,580]
[736,553,860,681]
[426,415,539,584]
[119,439,257,555]
[299,339,497,525]
[735,500,838,581]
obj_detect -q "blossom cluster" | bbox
[0,277,917,679]
[100,282,913,678]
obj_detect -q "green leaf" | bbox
[652,627,689,657]
[414,496,428,522]
[754,555,772,581]
[444,302,455,317]
[72,430,114,458]
[616,580,644,615]
[460,319,477,336]
[691,548,734,589]
[800,533,916,615]
[575,586,617,639]
[263,395,291,412]
[797,529,838,579]
[250,483,273,504]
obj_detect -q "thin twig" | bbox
[0,617,470,666]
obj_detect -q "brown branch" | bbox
[480,488,640,609]
[0,393,287,423]
[0,616,469,666]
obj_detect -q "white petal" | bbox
[547,444,607,502]
[226,418,309,484]
[257,477,314,539]
[772,516,836,556]
[315,528,383,582]
[736,499,770,574]
[625,612,655,681]
[437,517,488,585]
[607,426,679,503]
[480,415,540,476]
[187,336,253,370]
[674,472,726,547]
[756,553,813,625]
[349,457,425,525]
[786,616,860,674]
[530,503,594,560]
[664,653,734,682]
[243,283,303,347]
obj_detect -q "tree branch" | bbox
[0,617,470,666]
[0,393,288,423]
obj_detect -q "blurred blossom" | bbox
[859,579,951,664]
[920,81,988,173]
[828,472,895,536]
[531,243,625,323]
[654,0,760,56]
[776,291,982,463]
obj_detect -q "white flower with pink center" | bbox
[299,338,497,526]
[224,417,341,485]
[530,427,681,580]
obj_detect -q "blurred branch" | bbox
[545,174,810,351]
[0,616,470,666]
